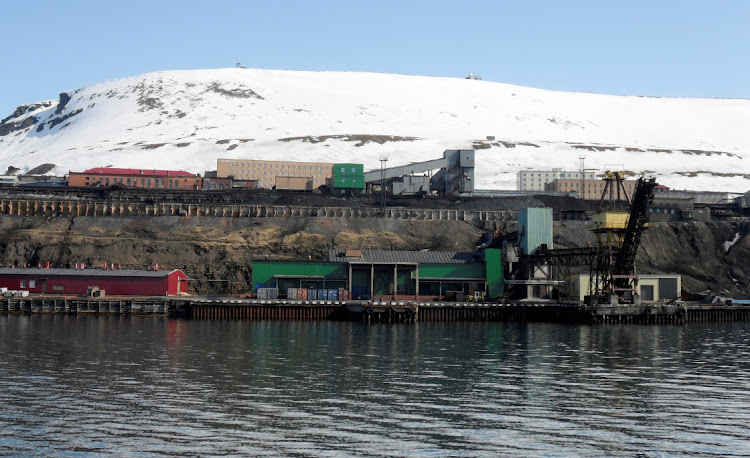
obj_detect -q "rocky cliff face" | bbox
[0,215,746,298]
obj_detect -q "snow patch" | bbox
[724,232,741,253]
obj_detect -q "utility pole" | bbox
[379,156,388,216]
[579,154,586,200]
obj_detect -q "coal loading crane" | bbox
[591,174,656,304]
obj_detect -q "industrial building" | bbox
[331,164,365,194]
[654,187,741,205]
[517,169,597,192]
[217,158,334,190]
[364,149,475,196]
[252,248,503,301]
[569,273,681,303]
[0,268,189,296]
[68,168,202,190]
[545,178,637,200]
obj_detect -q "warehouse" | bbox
[252,249,503,301]
[0,268,189,296]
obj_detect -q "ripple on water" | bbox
[2,318,750,455]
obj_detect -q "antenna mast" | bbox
[379,156,389,215]
[579,154,586,200]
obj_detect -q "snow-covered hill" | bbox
[1,68,748,191]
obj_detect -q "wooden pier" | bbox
[2,296,750,324]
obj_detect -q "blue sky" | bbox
[1,0,748,114]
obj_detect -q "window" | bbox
[53,285,65,291]
[20,280,26,288]
[341,167,345,173]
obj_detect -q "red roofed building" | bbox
[68,168,202,190]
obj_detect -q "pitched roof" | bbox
[328,249,483,264]
[79,168,197,177]
[0,268,182,278]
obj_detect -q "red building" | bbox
[0,268,189,296]
[68,168,202,190]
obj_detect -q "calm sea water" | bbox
[1,315,750,456]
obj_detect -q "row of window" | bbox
[230,170,326,178]
[18,280,64,291]
[84,176,196,188]
[228,162,327,171]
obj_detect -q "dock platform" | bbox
[2,296,750,324]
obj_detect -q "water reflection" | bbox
[1,315,749,455]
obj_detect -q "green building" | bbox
[331,163,365,194]
[252,248,504,300]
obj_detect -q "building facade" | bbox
[569,273,681,303]
[331,163,365,194]
[68,168,201,190]
[654,187,741,205]
[252,249,503,301]
[546,178,637,200]
[0,268,189,296]
[517,169,597,191]
[217,158,333,190]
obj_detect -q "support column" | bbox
[415,265,420,301]
[370,264,374,301]
[348,264,353,300]
[393,264,397,299]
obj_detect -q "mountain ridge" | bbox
[1,68,748,191]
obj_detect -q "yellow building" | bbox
[546,178,637,200]
[217,158,333,190]
[568,273,681,303]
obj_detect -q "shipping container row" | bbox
[286,288,349,301]
[256,288,279,299]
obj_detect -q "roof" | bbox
[78,168,197,177]
[328,249,483,264]
[0,268,183,278]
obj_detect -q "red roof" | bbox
[81,168,197,177]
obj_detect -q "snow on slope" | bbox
[0,68,748,191]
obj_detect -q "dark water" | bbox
[1,316,750,456]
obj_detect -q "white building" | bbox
[517,169,597,191]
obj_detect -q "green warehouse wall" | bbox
[252,261,347,291]
[417,263,485,280]
[485,248,504,299]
